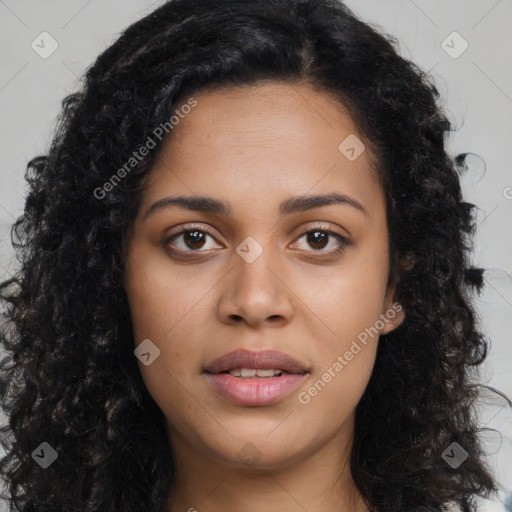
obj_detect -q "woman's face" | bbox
[123,81,404,471]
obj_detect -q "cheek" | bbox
[127,282,202,372]
[294,241,387,403]
[125,244,207,341]
[126,268,205,426]
[124,253,200,394]
[291,287,380,446]
[297,349,376,439]
[298,246,390,343]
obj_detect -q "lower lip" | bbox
[204,372,307,406]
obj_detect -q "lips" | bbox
[203,349,309,375]
[203,349,309,406]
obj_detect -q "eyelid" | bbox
[165,223,223,247]
[291,221,350,242]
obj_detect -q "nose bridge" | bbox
[218,233,293,326]
[233,233,280,294]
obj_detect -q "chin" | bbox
[205,433,308,471]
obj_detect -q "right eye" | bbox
[164,225,223,254]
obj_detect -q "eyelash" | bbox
[164,223,352,260]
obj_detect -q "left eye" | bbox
[294,228,348,252]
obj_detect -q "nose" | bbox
[216,244,294,329]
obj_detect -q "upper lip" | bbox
[204,349,309,374]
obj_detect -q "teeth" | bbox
[228,368,284,378]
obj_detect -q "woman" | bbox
[0,0,503,510]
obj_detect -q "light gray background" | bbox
[0,1,511,510]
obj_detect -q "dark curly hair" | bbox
[0,0,506,510]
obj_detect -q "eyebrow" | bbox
[143,192,368,219]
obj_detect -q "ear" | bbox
[379,284,405,335]
[378,251,413,335]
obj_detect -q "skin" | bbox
[123,81,405,512]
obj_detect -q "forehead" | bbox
[142,81,383,219]
[166,81,370,157]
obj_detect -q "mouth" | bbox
[203,348,309,376]
[203,349,309,406]
[207,368,306,378]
